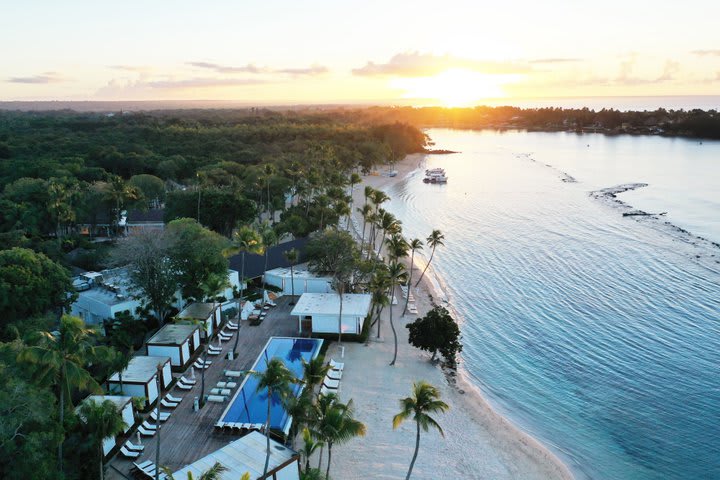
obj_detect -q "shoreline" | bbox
[323,153,575,479]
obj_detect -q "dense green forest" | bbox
[0,109,426,479]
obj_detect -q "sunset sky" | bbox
[3,0,720,106]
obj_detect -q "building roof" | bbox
[176,302,218,320]
[173,431,297,480]
[78,395,133,412]
[264,262,332,281]
[228,237,309,279]
[109,356,170,383]
[290,293,372,317]
[147,323,199,345]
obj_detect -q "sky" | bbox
[2,0,720,106]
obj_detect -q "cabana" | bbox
[108,356,171,406]
[76,395,136,456]
[291,293,372,335]
[263,263,333,296]
[172,431,300,480]
[176,302,222,338]
[147,324,201,369]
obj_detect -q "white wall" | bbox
[310,313,362,335]
[181,342,190,364]
[121,402,135,433]
[102,436,116,456]
[146,378,159,404]
[110,382,146,401]
[275,460,300,480]
[161,362,172,388]
[148,345,181,366]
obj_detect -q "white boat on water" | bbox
[425,167,445,175]
[423,171,448,183]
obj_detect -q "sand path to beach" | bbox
[315,154,574,480]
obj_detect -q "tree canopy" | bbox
[406,305,463,366]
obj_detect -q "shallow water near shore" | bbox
[382,129,720,480]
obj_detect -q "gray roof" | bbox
[148,323,199,345]
[109,356,170,383]
[290,293,372,317]
[77,395,132,413]
[177,302,218,320]
[173,431,297,480]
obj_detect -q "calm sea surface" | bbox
[382,129,720,480]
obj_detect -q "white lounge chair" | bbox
[207,349,221,356]
[138,425,155,436]
[141,420,157,431]
[225,323,239,331]
[149,410,171,422]
[193,361,211,370]
[320,385,335,396]
[217,381,237,389]
[165,393,183,403]
[227,321,239,328]
[176,381,193,390]
[206,395,225,403]
[196,358,212,366]
[224,370,242,377]
[120,445,141,458]
[161,398,179,409]
[210,388,231,396]
[323,377,340,389]
[124,440,145,452]
[327,369,342,381]
[329,359,344,371]
[179,375,196,385]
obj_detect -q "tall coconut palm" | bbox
[229,225,263,353]
[302,356,331,391]
[387,261,408,366]
[393,381,449,480]
[402,239,424,316]
[250,358,297,477]
[299,427,324,473]
[263,163,275,223]
[347,173,362,231]
[316,398,366,480]
[367,264,390,340]
[387,234,409,262]
[334,201,351,231]
[283,248,299,305]
[357,204,373,254]
[107,348,132,395]
[375,210,401,258]
[17,315,108,473]
[77,399,127,480]
[105,175,142,233]
[415,229,445,287]
[198,273,230,403]
[260,223,277,302]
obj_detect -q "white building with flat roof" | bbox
[263,263,333,296]
[291,293,372,335]
[108,355,171,406]
[172,431,300,480]
[146,323,201,368]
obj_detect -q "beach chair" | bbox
[224,370,242,377]
[193,360,211,370]
[225,381,237,389]
[225,323,239,330]
[320,385,334,397]
[207,395,226,403]
[161,398,179,409]
[133,460,153,473]
[165,393,183,403]
[231,424,243,435]
[327,368,342,381]
[141,420,157,431]
[227,321,239,328]
[323,377,340,389]
[179,375,196,385]
[176,381,193,391]
[120,445,141,459]
[149,410,171,422]
[124,440,145,452]
[138,424,155,436]
[207,348,221,356]
[329,359,344,371]
[218,331,232,340]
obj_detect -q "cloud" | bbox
[691,49,720,56]
[108,65,152,73]
[187,61,328,76]
[352,52,532,77]
[656,60,680,82]
[145,77,269,89]
[528,58,582,64]
[7,72,66,84]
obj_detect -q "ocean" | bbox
[382,129,720,480]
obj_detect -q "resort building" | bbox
[107,355,172,407]
[172,431,301,480]
[263,263,333,296]
[291,293,372,335]
[176,302,222,338]
[76,395,136,456]
[146,323,201,368]
[70,267,241,326]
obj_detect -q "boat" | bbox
[423,172,448,184]
[425,168,445,175]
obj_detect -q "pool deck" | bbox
[106,296,302,479]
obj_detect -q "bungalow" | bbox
[146,324,201,369]
[263,263,333,296]
[291,293,372,335]
[108,355,172,407]
[172,431,300,480]
[76,395,136,456]
[176,302,222,338]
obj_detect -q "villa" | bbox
[290,293,372,335]
[107,355,172,407]
[76,395,136,457]
[263,263,333,296]
[146,323,202,369]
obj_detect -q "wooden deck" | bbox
[107,297,301,479]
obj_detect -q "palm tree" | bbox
[357,204,372,254]
[260,222,277,302]
[17,315,109,473]
[302,356,331,390]
[415,229,445,287]
[198,273,230,402]
[229,225,263,354]
[78,399,127,480]
[402,239,424,316]
[393,381,449,480]
[375,210,401,258]
[316,398,366,480]
[250,358,298,478]
[283,248,299,305]
[347,172,362,231]
[263,163,275,223]
[334,201,351,231]
[163,461,232,480]
[387,234,409,262]
[105,175,142,234]
[107,348,132,395]
[387,261,408,366]
[367,264,390,340]
[299,427,324,473]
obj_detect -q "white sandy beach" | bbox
[315,154,574,480]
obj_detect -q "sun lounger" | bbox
[176,381,193,390]
[161,398,179,409]
[165,393,183,403]
[227,321,238,328]
[179,375,196,385]
[225,323,239,330]
[141,420,157,431]
[206,395,226,403]
[149,410,171,422]
[193,360,211,370]
[210,388,231,396]
[124,440,145,452]
[323,377,340,389]
[329,359,344,371]
[207,349,221,356]
[327,369,342,381]
[320,385,335,396]
[217,381,237,389]
[120,445,141,458]
[224,370,242,377]
[138,425,156,436]
[196,358,212,366]
[133,460,153,471]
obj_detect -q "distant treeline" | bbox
[329,105,720,139]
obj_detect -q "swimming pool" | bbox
[219,336,323,434]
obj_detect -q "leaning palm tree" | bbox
[78,399,127,480]
[229,225,263,353]
[251,358,298,477]
[415,229,445,287]
[402,239,424,316]
[283,248,300,305]
[17,315,109,474]
[346,172,362,231]
[393,381,450,480]
[317,398,366,480]
[387,261,408,366]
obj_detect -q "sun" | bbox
[391,68,511,107]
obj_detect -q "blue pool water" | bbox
[221,337,323,432]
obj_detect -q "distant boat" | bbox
[423,172,448,184]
